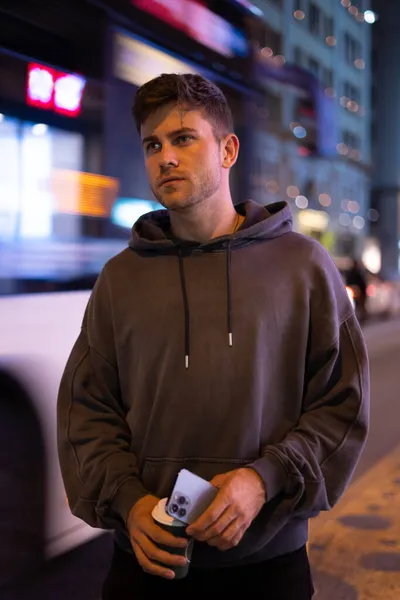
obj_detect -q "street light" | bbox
[364,10,377,24]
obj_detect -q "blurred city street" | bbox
[1,318,399,600]
[1,1,400,599]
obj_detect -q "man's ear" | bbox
[221,134,240,169]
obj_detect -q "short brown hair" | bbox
[132,73,234,140]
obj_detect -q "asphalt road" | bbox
[2,319,400,600]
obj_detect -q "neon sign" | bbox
[27,63,86,117]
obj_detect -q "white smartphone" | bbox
[166,469,219,525]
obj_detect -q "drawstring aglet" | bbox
[229,333,233,347]
[185,355,189,369]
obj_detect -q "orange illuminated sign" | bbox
[51,170,119,217]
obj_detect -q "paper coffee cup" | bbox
[152,498,193,580]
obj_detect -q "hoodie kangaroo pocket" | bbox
[140,456,255,499]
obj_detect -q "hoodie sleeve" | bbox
[57,266,149,531]
[249,243,370,516]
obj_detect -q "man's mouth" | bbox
[159,177,185,187]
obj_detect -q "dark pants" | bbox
[102,543,315,600]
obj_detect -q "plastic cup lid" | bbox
[152,498,185,527]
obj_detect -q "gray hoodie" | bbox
[57,200,369,568]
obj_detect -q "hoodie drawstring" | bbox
[177,244,234,369]
[226,241,233,347]
[177,247,190,369]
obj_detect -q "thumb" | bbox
[210,472,231,489]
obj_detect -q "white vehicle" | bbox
[0,292,115,585]
[0,290,100,585]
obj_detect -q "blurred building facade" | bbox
[248,0,374,265]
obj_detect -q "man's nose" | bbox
[159,143,178,169]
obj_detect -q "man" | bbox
[57,73,369,600]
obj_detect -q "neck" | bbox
[169,194,243,243]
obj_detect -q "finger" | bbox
[139,533,189,569]
[212,523,246,552]
[209,472,230,489]
[147,522,188,549]
[226,524,247,549]
[194,506,236,542]
[186,493,228,536]
[132,541,176,580]
[206,517,240,548]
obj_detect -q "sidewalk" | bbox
[309,442,400,599]
[308,317,400,599]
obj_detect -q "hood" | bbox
[129,200,293,253]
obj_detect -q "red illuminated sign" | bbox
[27,63,86,117]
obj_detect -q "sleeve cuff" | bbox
[247,452,288,502]
[110,477,149,527]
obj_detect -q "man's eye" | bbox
[146,142,161,153]
[176,135,194,144]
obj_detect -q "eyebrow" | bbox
[142,127,199,146]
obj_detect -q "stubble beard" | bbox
[152,163,222,212]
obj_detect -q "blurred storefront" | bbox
[0,53,107,239]
[0,3,126,293]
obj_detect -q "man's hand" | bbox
[127,495,189,579]
[186,468,266,552]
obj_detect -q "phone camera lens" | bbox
[178,508,186,518]
[178,496,186,505]
[171,504,179,513]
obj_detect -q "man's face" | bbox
[141,103,224,211]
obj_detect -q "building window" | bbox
[344,32,362,66]
[265,90,283,129]
[343,82,361,104]
[309,3,321,36]
[324,16,334,38]
[263,29,283,56]
[343,130,360,150]
[323,68,333,88]
[308,57,320,78]
[294,46,304,66]
[344,33,351,62]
